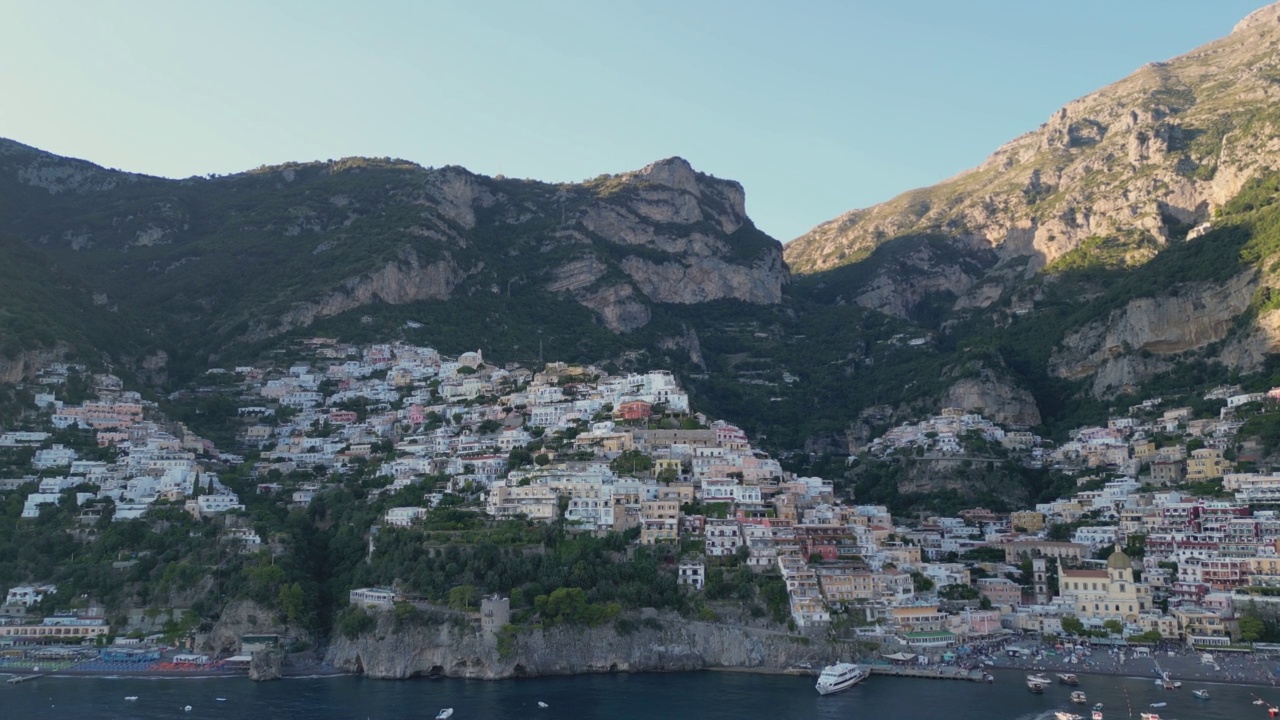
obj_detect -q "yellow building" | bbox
[1186,448,1230,481]
[1010,510,1045,533]
[1060,549,1152,624]
[639,499,680,545]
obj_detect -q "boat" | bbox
[983,672,994,684]
[1192,689,1210,699]
[1027,673,1052,684]
[124,697,138,702]
[814,663,869,696]
[1091,711,1103,720]
[1071,691,1087,704]
[1256,699,1268,705]
[435,710,454,720]
[1139,714,1160,720]
[1054,713,1082,720]
[1027,680,1047,693]
[215,698,227,702]
[183,707,192,713]
[538,701,549,708]
[1149,702,1167,708]
[1057,673,1080,686]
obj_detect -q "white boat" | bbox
[1027,673,1052,684]
[124,697,138,702]
[1054,713,1083,720]
[1192,689,1210,699]
[435,710,454,720]
[1070,690,1087,704]
[538,701,549,708]
[1139,714,1160,720]
[1057,673,1080,685]
[1027,680,1047,693]
[815,663,869,695]
[1149,702,1166,708]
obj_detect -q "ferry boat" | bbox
[1070,690,1087,704]
[1057,673,1080,686]
[1026,680,1047,693]
[814,663,869,696]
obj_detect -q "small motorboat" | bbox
[1070,690,1087,704]
[1027,680,1047,694]
[1057,673,1080,686]
[1149,702,1167,708]
[183,707,193,713]
[983,672,994,684]
[1255,699,1268,705]
[435,710,454,720]
[1192,689,1210,700]
[538,701,549,708]
[1139,714,1160,720]
[215,698,227,702]
[1027,673,1052,684]
[1091,711,1103,720]
[124,697,138,702]
[1054,713,1082,720]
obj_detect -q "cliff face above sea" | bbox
[323,612,840,680]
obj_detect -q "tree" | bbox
[1239,613,1265,642]
[534,453,551,466]
[448,584,479,611]
[910,572,935,593]
[1061,615,1085,636]
[1102,619,1124,636]
[278,582,305,625]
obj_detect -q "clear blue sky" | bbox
[0,1,1269,241]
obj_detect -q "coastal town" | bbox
[5,338,1280,684]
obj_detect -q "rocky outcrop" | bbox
[324,611,843,680]
[941,370,1041,427]
[0,346,67,383]
[620,253,786,306]
[786,4,1280,280]
[249,248,470,341]
[249,649,283,682]
[1049,270,1257,396]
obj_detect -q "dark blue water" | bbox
[1,669,1271,720]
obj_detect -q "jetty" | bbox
[6,674,45,684]
[868,665,985,682]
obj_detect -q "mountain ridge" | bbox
[785,1,1280,280]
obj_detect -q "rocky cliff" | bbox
[786,4,1280,280]
[0,143,788,351]
[324,611,841,680]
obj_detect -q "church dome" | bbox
[1106,548,1132,570]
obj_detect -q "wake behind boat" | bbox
[435,709,453,720]
[815,662,869,696]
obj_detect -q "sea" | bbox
[0,669,1270,720]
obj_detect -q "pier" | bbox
[6,674,45,684]
[868,665,986,682]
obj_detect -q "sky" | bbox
[0,1,1270,241]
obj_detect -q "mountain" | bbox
[6,4,1280,488]
[0,141,785,368]
[781,3,1280,403]
[786,3,1280,280]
